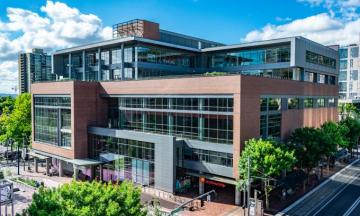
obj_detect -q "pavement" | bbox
[277,159,360,216]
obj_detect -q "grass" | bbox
[12,177,38,188]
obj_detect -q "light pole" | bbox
[17,140,20,175]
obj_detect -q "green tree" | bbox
[319,121,348,171]
[0,96,15,114]
[339,103,359,119]
[238,138,296,209]
[22,180,147,216]
[287,127,322,174]
[339,117,360,156]
[0,93,31,146]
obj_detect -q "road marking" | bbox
[305,172,360,216]
[343,196,360,216]
[277,159,360,216]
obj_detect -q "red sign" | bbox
[204,180,226,188]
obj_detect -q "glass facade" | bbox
[89,134,154,186]
[183,147,233,167]
[136,45,195,67]
[241,68,301,80]
[207,45,290,68]
[34,96,71,147]
[108,97,233,144]
[306,51,336,69]
[260,96,337,138]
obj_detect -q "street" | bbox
[278,159,360,216]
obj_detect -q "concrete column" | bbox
[58,160,64,177]
[89,166,95,181]
[45,158,50,176]
[99,164,103,181]
[73,164,78,180]
[235,189,241,206]
[34,158,38,173]
[199,177,205,195]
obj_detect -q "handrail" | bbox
[167,190,216,215]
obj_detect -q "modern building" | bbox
[339,42,360,105]
[18,48,54,93]
[30,20,339,205]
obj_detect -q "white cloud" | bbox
[243,2,360,46]
[0,1,112,94]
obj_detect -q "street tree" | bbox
[320,121,348,171]
[287,127,323,175]
[339,117,360,156]
[238,138,296,209]
[22,180,147,216]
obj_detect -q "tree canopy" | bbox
[287,127,323,172]
[339,117,360,155]
[0,93,31,146]
[22,181,147,216]
[238,138,296,209]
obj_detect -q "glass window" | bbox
[339,82,347,92]
[317,98,325,107]
[183,147,233,167]
[351,70,358,81]
[340,60,348,70]
[328,98,336,107]
[34,96,71,147]
[304,98,314,108]
[339,70,347,81]
[340,48,348,59]
[208,45,290,68]
[288,98,299,109]
[351,47,359,58]
[306,51,336,68]
[268,98,281,111]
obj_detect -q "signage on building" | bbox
[204,180,226,188]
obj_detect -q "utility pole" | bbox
[247,157,251,216]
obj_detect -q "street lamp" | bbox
[17,140,20,175]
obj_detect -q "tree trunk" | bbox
[327,156,330,173]
[265,180,270,210]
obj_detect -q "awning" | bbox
[32,150,102,166]
[28,151,50,160]
[66,158,103,166]
[186,171,237,185]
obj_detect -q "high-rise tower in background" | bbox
[339,42,360,104]
[18,48,54,93]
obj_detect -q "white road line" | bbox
[277,159,360,216]
[343,196,360,216]
[306,173,360,216]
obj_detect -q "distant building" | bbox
[339,42,360,104]
[18,49,54,93]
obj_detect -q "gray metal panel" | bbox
[88,127,176,193]
[202,37,293,52]
[182,139,233,154]
[183,160,233,178]
[54,36,200,55]
[293,37,339,75]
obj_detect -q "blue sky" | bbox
[0,0,326,44]
[0,0,360,93]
